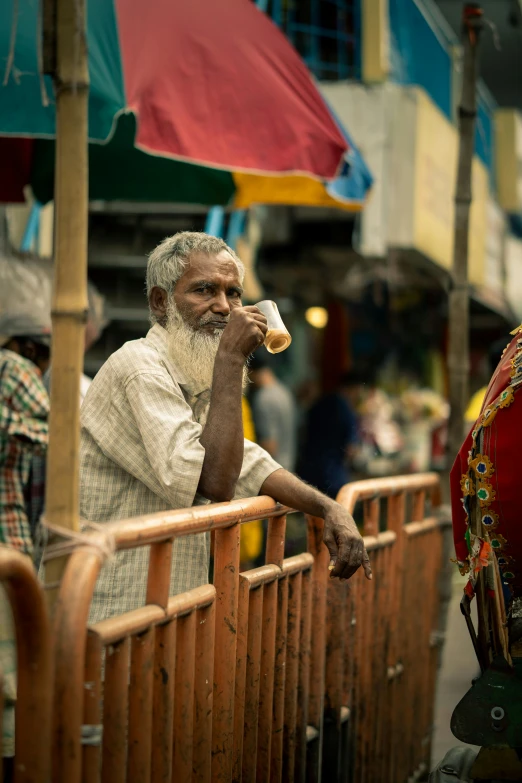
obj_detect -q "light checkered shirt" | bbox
[80,324,280,623]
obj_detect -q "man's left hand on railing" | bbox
[260,469,372,582]
[322,504,372,581]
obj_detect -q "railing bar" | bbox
[127,627,154,783]
[166,583,216,618]
[150,619,176,782]
[233,577,250,781]
[266,513,287,568]
[82,630,103,782]
[242,586,264,783]
[212,524,240,781]
[91,605,165,645]
[363,530,396,551]
[295,569,312,783]
[270,574,289,781]
[193,601,215,783]
[173,611,196,780]
[283,571,302,783]
[257,579,278,780]
[405,517,442,537]
[146,540,173,609]
[105,499,291,550]
[101,637,130,783]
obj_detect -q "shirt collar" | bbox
[145,323,210,398]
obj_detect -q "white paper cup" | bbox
[255,300,292,354]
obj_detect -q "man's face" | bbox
[172,251,243,331]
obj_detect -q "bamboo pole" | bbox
[44,0,89,608]
[447,3,483,463]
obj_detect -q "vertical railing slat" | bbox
[101,637,130,783]
[151,619,176,782]
[270,574,289,783]
[82,631,102,783]
[283,571,302,783]
[173,611,197,780]
[242,586,264,783]
[127,628,154,783]
[306,515,329,783]
[212,524,241,781]
[193,600,216,783]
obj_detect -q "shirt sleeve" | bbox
[234,439,281,499]
[122,371,207,510]
[0,362,49,447]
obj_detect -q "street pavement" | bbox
[431,572,480,770]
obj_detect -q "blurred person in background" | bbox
[239,394,264,569]
[248,352,296,472]
[299,371,364,499]
[43,281,108,405]
[0,312,50,780]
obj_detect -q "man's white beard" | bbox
[165,301,249,391]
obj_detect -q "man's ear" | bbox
[149,287,169,324]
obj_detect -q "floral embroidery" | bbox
[510,363,522,382]
[490,534,507,551]
[469,454,494,479]
[503,571,515,580]
[460,475,475,496]
[499,387,515,409]
[481,406,497,427]
[481,510,499,530]
[476,481,496,507]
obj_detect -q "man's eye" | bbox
[229,291,241,298]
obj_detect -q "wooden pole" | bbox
[44,0,89,607]
[447,3,483,463]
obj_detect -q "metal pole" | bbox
[44,0,89,607]
[447,3,483,464]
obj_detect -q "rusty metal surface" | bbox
[242,585,263,783]
[212,524,240,781]
[0,549,52,783]
[193,601,215,783]
[82,631,102,782]
[151,619,176,782]
[173,611,196,780]
[127,628,154,783]
[102,637,130,783]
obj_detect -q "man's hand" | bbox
[260,469,372,583]
[323,504,372,581]
[218,306,268,359]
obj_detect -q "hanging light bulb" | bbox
[305,306,328,329]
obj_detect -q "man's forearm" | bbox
[260,468,334,517]
[260,468,371,581]
[198,355,244,502]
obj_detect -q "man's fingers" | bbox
[323,526,339,567]
[332,531,365,581]
[363,549,372,580]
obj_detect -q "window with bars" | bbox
[264,0,361,81]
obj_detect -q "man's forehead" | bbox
[180,250,240,284]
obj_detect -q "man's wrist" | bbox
[214,348,246,370]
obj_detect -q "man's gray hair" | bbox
[146,231,245,312]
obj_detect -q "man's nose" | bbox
[210,292,231,315]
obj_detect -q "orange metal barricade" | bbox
[3,473,449,782]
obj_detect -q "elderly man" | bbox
[81,232,371,623]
